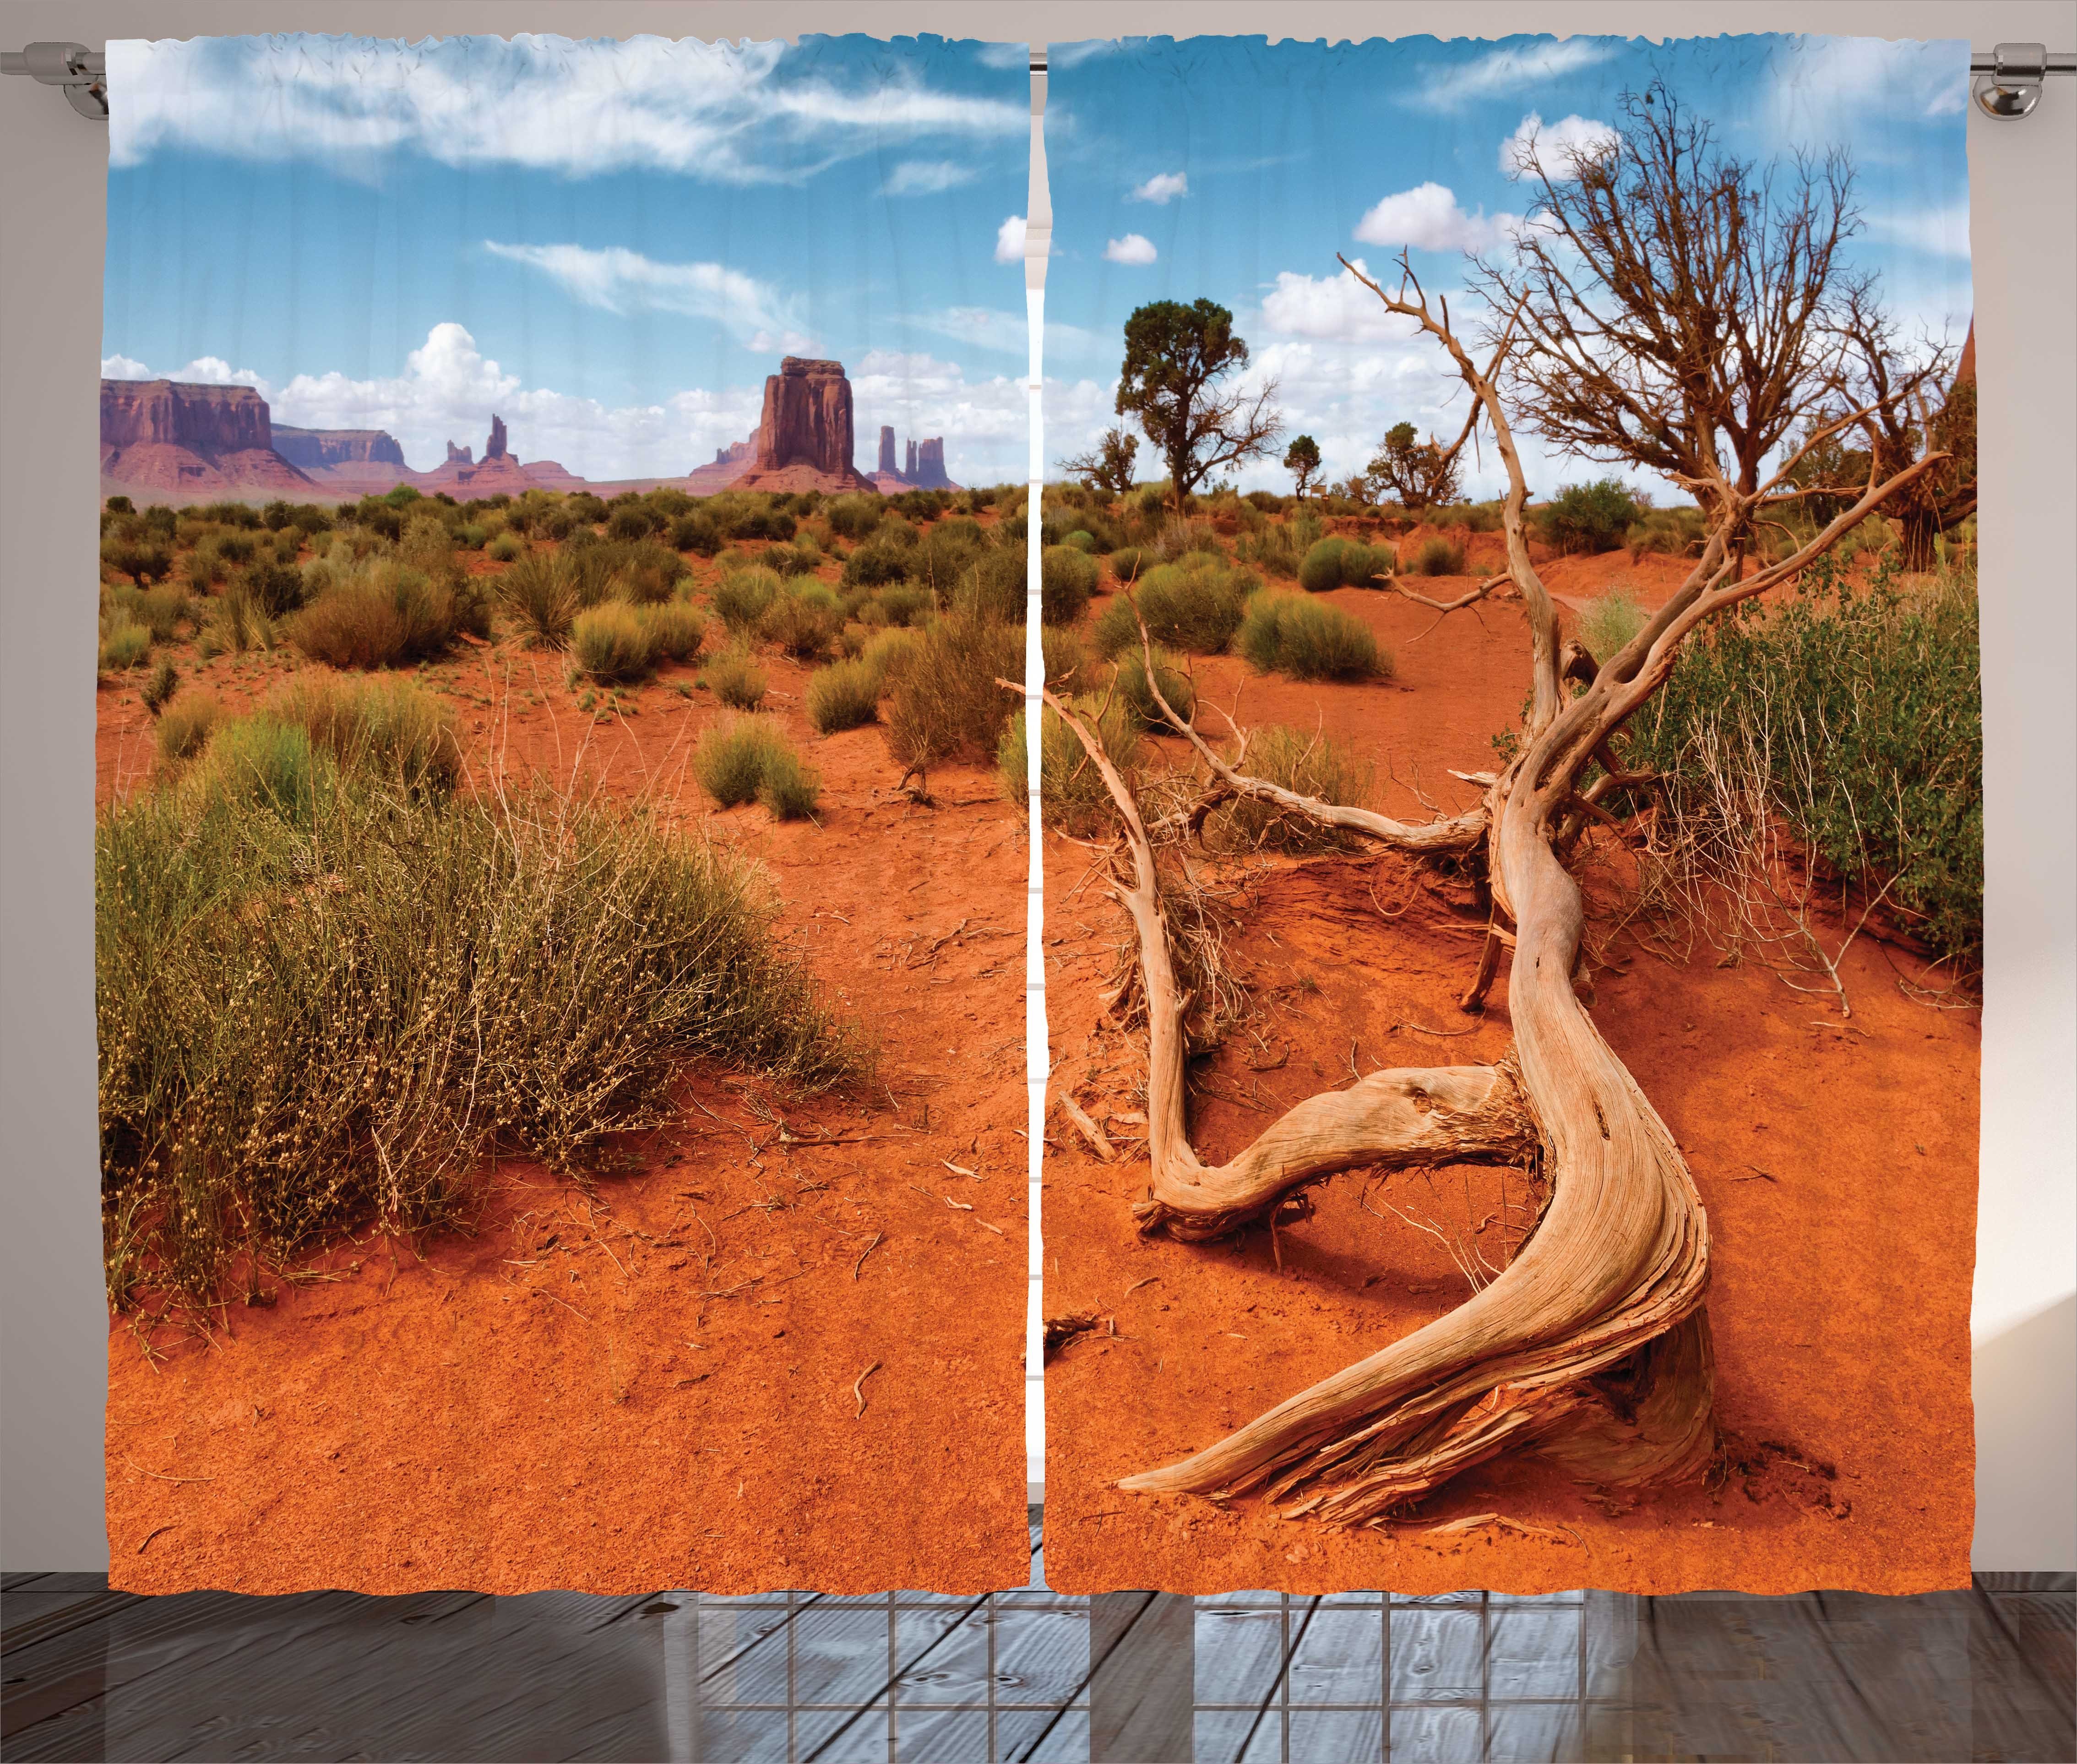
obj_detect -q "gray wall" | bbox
[5,0,2071,1574]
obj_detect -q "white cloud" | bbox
[101,352,273,392]
[1130,171,1189,204]
[882,158,977,196]
[995,214,1030,263]
[1866,200,1971,261]
[1104,233,1158,266]
[109,35,1025,183]
[1407,39,1616,113]
[482,242,810,349]
[1354,183,1519,254]
[1501,111,1619,180]
[1260,260,1421,344]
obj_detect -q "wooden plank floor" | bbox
[4,1543,2069,1762]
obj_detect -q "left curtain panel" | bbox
[98,33,1033,1595]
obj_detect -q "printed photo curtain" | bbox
[95,31,1979,1603]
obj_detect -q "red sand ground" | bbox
[1042,564,1978,1596]
[98,579,1030,1595]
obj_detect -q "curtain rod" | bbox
[7,38,2075,124]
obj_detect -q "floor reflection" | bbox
[2,1515,2068,1762]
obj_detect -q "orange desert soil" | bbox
[99,609,1030,1595]
[1042,562,1977,1596]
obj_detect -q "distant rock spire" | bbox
[485,414,509,460]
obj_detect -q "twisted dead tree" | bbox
[1052,142,1948,1523]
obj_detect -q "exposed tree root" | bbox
[1049,255,1946,1529]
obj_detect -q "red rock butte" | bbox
[733,358,878,494]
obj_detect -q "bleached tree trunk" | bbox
[1051,261,1951,1524]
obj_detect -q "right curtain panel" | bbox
[1039,33,1978,1596]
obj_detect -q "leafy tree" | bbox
[1061,427,1140,501]
[1114,299,1283,509]
[1365,421,1466,512]
[1283,434,1322,500]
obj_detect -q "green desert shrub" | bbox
[700,644,768,710]
[695,714,818,817]
[101,535,176,586]
[1091,554,1256,657]
[1202,724,1376,855]
[713,567,782,633]
[859,626,924,681]
[1625,552,1983,965]
[1061,528,1098,553]
[607,505,657,541]
[154,693,220,765]
[109,583,188,642]
[998,693,1141,832]
[758,581,844,660]
[1541,479,1643,556]
[1298,537,1395,593]
[604,539,690,605]
[950,547,1027,624]
[292,560,471,669]
[1107,546,1152,584]
[805,657,885,733]
[1110,645,1197,731]
[1407,535,1466,576]
[239,559,310,620]
[1626,506,1707,561]
[140,657,179,718]
[823,493,883,542]
[883,615,1022,773]
[1236,591,1386,681]
[755,746,822,820]
[645,602,706,663]
[195,582,277,659]
[268,675,462,792]
[571,602,663,683]
[841,532,916,589]
[96,730,856,1304]
[497,550,600,647]
[1042,624,1097,692]
[98,620,152,673]
[1041,544,1101,626]
[1577,588,1647,664]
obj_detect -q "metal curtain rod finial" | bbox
[1971,43,2075,119]
[4,37,2074,125]
[1,43,106,119]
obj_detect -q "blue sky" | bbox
[1041,34,1973,498]
[103,34,1036,482]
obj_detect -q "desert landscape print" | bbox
[1034,35,1980,1595]
[95,33,1039,1595]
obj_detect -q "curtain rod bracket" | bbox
[1,42,107,119]
[1972,43,2075,119]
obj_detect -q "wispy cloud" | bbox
[483,242,811,349]
[1130,171,1189,204]
[1407,39,1616,113]
[1105,233,1158,265]
[1763,36,1972,142]
[1500,111,1619,180]
[882,158,978,196]
[1354,184,1519,254]
[1865,201,1970,260]
[109,36,1025,183]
